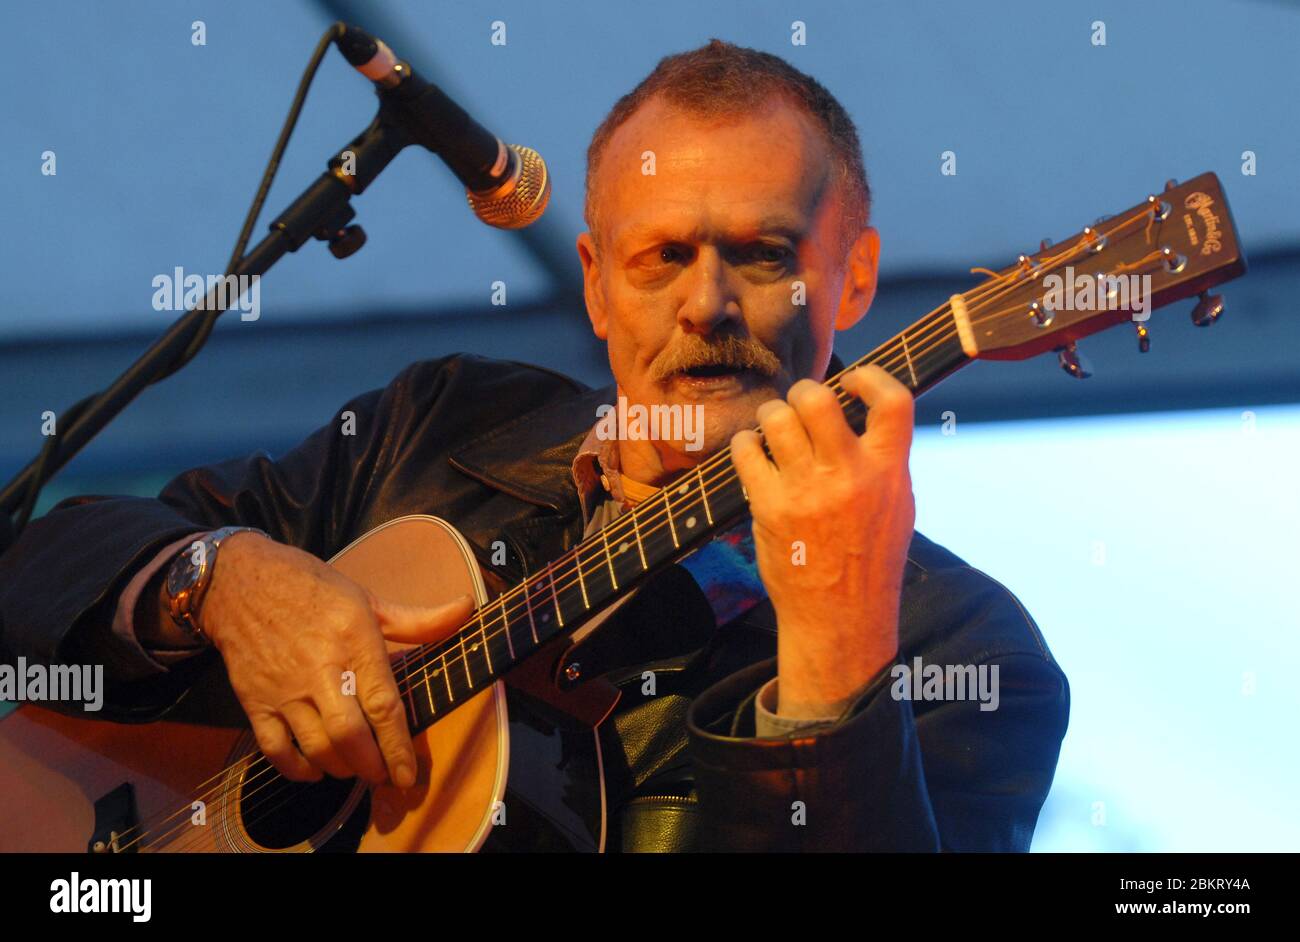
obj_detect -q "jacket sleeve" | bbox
[0,357,452,719]
[685,570,1070,852]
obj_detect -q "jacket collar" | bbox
[448,351,849,513]
[449,380,612,515]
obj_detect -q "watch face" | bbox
[167,546,205,596]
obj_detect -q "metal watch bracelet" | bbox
[164,525,269,643]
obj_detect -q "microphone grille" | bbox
[466,144,551,229]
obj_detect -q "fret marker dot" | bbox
[678,484,688,495]
[619,541,629,554]
[686,515,697,528]
[542,612,551,622]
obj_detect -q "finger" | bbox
[786,378,857,464]
[250,713,320,783]
[280,700,353,780]
[754,398,812,472]
[839,365,914,457]
[344,611,420,789]
[314,680,388,787]
[730,428,776,504]
[372,592,477,645]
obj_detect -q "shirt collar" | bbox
[570,420,625,525]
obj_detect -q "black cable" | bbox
[11,22,347,537]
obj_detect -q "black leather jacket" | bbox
[0,352,1070,851]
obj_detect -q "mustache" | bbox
[649,335,783,383]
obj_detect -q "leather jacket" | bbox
[0,352,1070,852]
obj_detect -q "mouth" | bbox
[670,363,762,395]
[680,363,748,379]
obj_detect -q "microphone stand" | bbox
[0,110,414,555]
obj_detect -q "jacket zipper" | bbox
[625,793,698,806]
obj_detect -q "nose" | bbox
[677,246,742,335]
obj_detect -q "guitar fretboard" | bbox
[392,306,971,732]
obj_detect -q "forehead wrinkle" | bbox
[597,100,836,255]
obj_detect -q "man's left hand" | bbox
[730,364,915,718]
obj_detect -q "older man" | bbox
[0,39,1068,851]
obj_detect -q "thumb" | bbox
[371,592,477,644]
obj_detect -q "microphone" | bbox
[335,24,550,229]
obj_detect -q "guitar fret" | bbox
[439,650,453,701]
[458,629,472,686]
[574,546,591,609]
[600,524,619,590]
[663,487,679,549]
[400,661,417,726]
[546,561,564,628]
[630,504,648,570]
[696,465,713,526]
[477,611,493,674]
[422,660,436,716]
[522,574,539,643]
[499,600,516,660]
[900,331,918,388]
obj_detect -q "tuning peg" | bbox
[1135,322,1151,353]
[1040,237,1053,252]
[1164,178,1179,192]
[1190,291,1224,327]
[1057,342,1093,379]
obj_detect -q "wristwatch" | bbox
[164,525,268,643]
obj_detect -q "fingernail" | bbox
[394,761,414,789]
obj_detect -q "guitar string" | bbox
[126,206,1163,851]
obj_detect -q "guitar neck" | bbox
[391,305,973,733]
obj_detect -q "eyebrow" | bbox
[617,215,809,253]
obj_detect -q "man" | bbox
[0,39,1068,851]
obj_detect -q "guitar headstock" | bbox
[965,172,1246,364]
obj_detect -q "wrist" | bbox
[776,626,898,716]
[198,530,269,645]
[164,526,269,646]
[777,651,896,718]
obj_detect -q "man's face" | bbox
[577,94,879,475]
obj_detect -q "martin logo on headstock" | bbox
[1183,190,1225,256]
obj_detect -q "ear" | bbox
[833,226,880,332]
[576,231,609,340]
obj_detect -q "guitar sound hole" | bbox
[237,759,359,850]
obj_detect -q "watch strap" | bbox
[166,526,268,643]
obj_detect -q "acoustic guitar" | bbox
[0,173,1246,852]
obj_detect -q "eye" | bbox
[747,243,793,265]
[658,245,689,265]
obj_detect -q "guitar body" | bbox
[0,515,602,853]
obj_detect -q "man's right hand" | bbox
[179,531,476,789]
